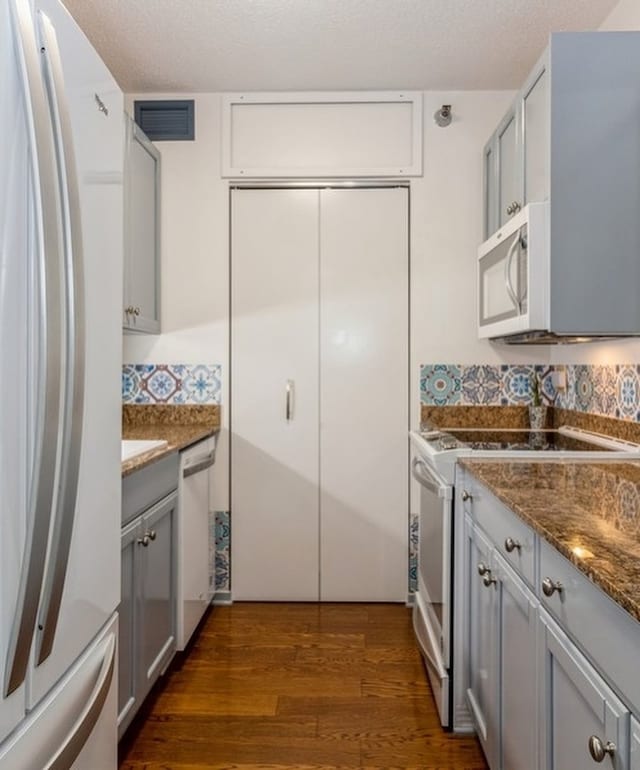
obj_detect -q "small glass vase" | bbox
[528,405,548,431]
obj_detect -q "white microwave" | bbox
[477,202,549,341]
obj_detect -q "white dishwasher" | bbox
[177,435,217,650]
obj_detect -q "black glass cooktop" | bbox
[443,429,614,452]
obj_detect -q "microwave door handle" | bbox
[516,231,528,309]
[504,233,520,312]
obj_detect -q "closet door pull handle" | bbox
[285,379,294,421]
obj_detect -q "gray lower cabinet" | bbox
[118,490,177,738]
[538,611,629,770]
[494,554,538,770]
[465,511,538,770]
[459,468,638,770]
[465,514,499,768]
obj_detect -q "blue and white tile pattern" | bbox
[122,363,222,405]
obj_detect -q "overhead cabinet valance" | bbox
[222,92,422,178]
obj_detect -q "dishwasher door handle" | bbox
[182,450,216,479]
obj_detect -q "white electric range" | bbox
[409,425,640,730]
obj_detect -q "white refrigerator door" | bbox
[28,0,123,707]
[0,613,118,770]
[0,0,31,743]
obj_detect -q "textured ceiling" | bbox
[62,0,619,93]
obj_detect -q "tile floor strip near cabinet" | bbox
[118,603,488,770]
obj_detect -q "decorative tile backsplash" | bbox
[555,364,640,422]
[420,364,555,407]
[421,363,640,423]
[213,510,230,594]
[122,363,222,405]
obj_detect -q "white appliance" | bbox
[0,0,122,766]
[410,426,640,730]
[176,436,216,650]
[477,202,548,342]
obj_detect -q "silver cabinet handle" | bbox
[134,306,141,316]
[285,379,294,421]
[137,535,150,547]
[125,305,135,315]
[461,490,472,502]
[542,577,562,597]
[504,537,521,553]
[477,562,489,576]
[588,736,616,763]
[148,530,156,541]
[483,572,497,588]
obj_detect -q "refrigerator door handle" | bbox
[34,10,86,667]
[4,0,64,698]
[44,632,116,770]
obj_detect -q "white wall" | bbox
[123,89,556,508]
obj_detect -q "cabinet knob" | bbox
[588,735,616,762]
[125,305,135,315]
[134,306,141,316]
[541,577,562,597]
[477,562,489,576]
[137,535,150,547]
[147,530,157,541]
[504,537,521,553]
[462,490,472,502]
[482,572,497,588]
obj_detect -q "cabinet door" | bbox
[483,136,499,239]
[631,718,640,770]
[497,109,520,229]
[139,493,177,699]
[539,611,629,770]
[495,554,538,770]
[522,61,549,206]
[118,519,140,736]
[465,516,500,768]
[123,119,161,332]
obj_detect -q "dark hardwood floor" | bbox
[119,603,488,769]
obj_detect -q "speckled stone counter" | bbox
[421,405,532,429]
[459,459,640,623]
[122,404,220,477]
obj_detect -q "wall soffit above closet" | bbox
[221,92,423,178]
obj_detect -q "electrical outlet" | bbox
[552,366,567,392]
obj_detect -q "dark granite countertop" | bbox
[121,404,220,478]
[459,459,640,623]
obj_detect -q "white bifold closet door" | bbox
[319,188,408,601]
[231,190,320,600]
[231,186,408,602]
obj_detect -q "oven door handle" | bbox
[411,457,451,499]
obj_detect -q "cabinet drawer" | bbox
[122,453,179,525]
[539,539,640,715]
[464,478,536,588]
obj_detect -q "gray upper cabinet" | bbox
[123,115,161,333]
[483,52,548,239]
[481,32,640,338]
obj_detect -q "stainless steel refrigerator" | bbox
[0,0,122,765]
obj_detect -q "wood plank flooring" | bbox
[118,603,488,770]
